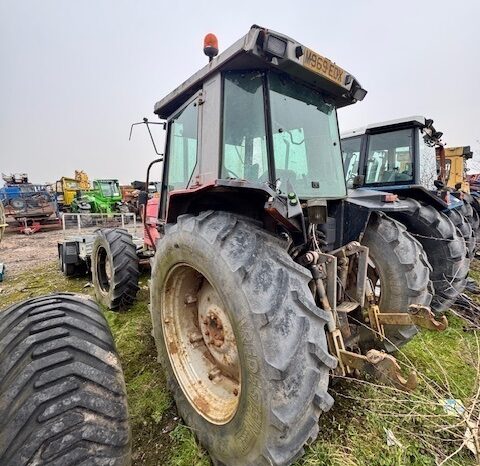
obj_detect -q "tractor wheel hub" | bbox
[198,285,239,378]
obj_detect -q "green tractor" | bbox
[71,179,129,214]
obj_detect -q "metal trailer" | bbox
[57,213,147,277]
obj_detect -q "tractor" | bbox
[70,178,129,214]
[437,145,480,232]
[440,145,473,192]
[52,176,82,212]
[0,27,447,466]
[341,116,472,315]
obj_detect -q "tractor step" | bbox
[337,301,359,313]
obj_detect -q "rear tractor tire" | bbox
[92,228,140,311]
[362,214,433,352]
[388,198,469,315]
[0,293,130,465]
[151,211,337,466]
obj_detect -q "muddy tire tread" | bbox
[363,214,433,350]
[0,293,130,466]
[388,198,468,314]
[93,229,140,311]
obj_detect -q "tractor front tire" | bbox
[389,198,468,314]
[92,228,140,311]
[362,214,433,351]
[151,211,336,466]
[0,293,130,465]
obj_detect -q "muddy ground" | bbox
[0,228,64,278]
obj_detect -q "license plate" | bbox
[302,47,346,86]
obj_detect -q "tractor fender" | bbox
[166,180,303,236]
[357,185,463,212]
[342,187,439,245]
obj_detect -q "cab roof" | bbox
[154,25,366,119]
[341,115,427,139]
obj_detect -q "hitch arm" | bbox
[374,304,448,331]
[339,349,418,392]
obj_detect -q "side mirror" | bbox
[352,175,365,188]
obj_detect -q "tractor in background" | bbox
[439,145,473,192]
[51,176,82,212]
[1,27,448,466]
[341,116,472,314]
[437,145,480,232]
[70,178,129,214]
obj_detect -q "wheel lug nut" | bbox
[184,294,197,304]
[189,332,203,343]
[208,368,221,380]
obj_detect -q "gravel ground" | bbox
[0,216,140,279]
[0,228,64,278]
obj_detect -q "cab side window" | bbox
[222,71,268,181]
[341,136,361,187]
[167,100,198,191]
[366,129,414,184]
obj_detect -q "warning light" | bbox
[382,194,398,203]
[203,33,219,62]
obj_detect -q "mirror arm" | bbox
[129,117,165,157]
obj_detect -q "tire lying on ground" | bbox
[362,213,433,352]
[388,198,469,315]
[444,207,475,259]
[0,293,130,465]
[151,211,337,466]
[92,228,140,311]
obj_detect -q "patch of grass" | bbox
[103,290,172,426]
[300,312,478,466]
[400,313,477,398]
[1,262,91,307]
[102,282,179,465]
[167,425,210,466]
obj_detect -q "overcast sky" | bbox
[1,0,479,184]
